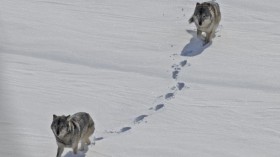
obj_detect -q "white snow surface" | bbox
[1,0,280,157]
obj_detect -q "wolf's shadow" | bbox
[181,30,212,57]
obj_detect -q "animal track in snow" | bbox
[95,58,188,144]
[154,104,164,111]
[92,136,104,145]
[171,60,187,80]
[94,137,104,141]
[165,93,175,100]
[177,82,185,90]
[180,60,187,67]
[119,127,132,133]
[170,86,177,90]
[172,70,179,79]
[105,126,131,133]
[134,115,148,123]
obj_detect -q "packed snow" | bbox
[1,0,280,157]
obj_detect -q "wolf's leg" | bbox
[205,31,213,44]
[72,141,79,154]
[197,30,202,38]
[79,130,93,151]
[79,137,91,151]
[85,125,94,145]
[79,139,87,151]
[56,146,64,157]
[210,30,216,40]
[86,138,91,145]
[213,24,219,37]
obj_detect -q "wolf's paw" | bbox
[203,41,212,47]
[78,146,88,152]
[86,139,91,145]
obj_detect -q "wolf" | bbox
[51,112,95,157]
[189,1,221,44]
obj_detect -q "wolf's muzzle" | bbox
[56,128,60,135]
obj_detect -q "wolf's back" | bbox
[70,112,95,135]
[208,1,221,23]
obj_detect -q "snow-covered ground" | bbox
[1,0,280,157]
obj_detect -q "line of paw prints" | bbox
[94,59,190,143]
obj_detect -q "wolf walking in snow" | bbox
[189,1,221,44]
[51,112,95,157]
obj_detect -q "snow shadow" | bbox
[181,30,211,57]
[64,150,86,157]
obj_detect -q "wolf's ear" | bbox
[206,3,211,6]
[196,2,200,6]
[66,115,70,120]
[189,17,194,23]
[53,114,57,119]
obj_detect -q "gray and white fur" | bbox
[51,112,95,157]
[189,1,221,44]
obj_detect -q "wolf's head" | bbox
[51,114,71,138]
[193,2,212,27]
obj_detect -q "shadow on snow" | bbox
[181,30,212,57]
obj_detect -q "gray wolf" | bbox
[51,112,95,157]
[189,1,221,44]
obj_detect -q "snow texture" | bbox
[1,0,280,157]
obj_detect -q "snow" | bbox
[1,0,280,157]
